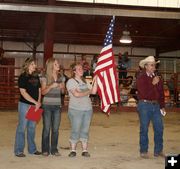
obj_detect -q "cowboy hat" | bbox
[139,56,160,68]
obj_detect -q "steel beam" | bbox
[0,3,180,19]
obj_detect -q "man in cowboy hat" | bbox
[136,56,165,158]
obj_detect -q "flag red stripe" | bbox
[98,48,112,58]
[96,57,113,67]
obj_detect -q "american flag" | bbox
[94,16,120,114]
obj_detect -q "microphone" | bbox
[154,71,161,78]
[153,71,161,86]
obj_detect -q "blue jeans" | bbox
[68,108,92,144]
[42,105,61,154]
[14,102,37,155]
[137,101,164,154]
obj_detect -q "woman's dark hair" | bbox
[21,57,36,75]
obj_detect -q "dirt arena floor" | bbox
[0,109,179,169]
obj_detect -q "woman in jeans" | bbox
[66,63,97,157]
[41,58,64,156]
[14,57,41,157]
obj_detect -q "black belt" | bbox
[139,100,159,104]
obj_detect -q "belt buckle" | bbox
[150,100,157,104]
[143,100,157,104]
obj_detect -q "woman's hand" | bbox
[59,82,65,89]
[51,82,59,89]
[34,101,41,111]
[59,82,65,94]
[91,75,98,94]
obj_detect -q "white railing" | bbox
[57,0,180,8]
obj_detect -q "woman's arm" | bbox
[70,76,98,97]
[38,88,41,103]
[70,88,90,98]
[19,88,41,109]
[59,82,65,94]
[41,81,58,95]
[90,76,98,94]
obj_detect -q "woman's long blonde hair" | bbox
[21,57,36,75]
[45,57,59,85]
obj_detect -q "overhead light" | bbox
[119,31,132,44]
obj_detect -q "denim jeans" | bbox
[68,108,93,144]
[137,101,164,154]
[42,105,61,154]
[14,102,37,155]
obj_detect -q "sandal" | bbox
[81,151,90,157]
[68,151,76,157]
[52,152,61,156]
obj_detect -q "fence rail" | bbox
[0,65,179,110]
